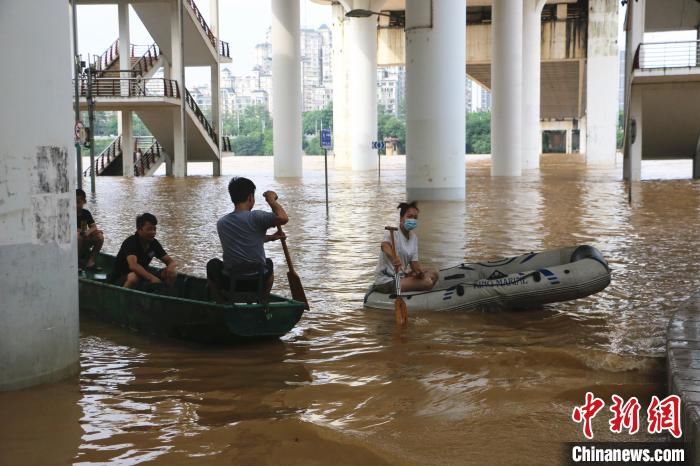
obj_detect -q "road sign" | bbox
[371,140,386,150]
[320,128,332,149]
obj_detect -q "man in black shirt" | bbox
[76,189,104,269]
[112,213,177,289]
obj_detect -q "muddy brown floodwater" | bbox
[2,155,699,465]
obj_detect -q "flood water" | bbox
[2,155,700,465]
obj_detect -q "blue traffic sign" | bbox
[320,129,332,149]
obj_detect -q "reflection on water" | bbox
[1,155,699,465]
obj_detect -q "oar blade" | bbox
[287,270,310,310]
[395,296,408,326]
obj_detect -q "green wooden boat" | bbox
[78,253,305,344]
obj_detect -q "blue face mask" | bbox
[404,219,417,231]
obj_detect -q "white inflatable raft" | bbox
[364,245,611,312]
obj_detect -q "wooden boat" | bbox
[79,253,305,344]
[364,245,611,312]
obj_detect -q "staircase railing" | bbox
[222,135,232,151]
[92,39,120,73]
[186,0,217,50]
[134,140,163,176]
[75,76,180,98]
[131,44,162,76]
[83,135,121,177]
[185,88,218,144]
[220,40,230,58]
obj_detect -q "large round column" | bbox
[0,0,79,390]
[331,2,351,168]
[347,15,378,171]
[272,0,302,177]
[491,0,523,176]
[406,0,466,200]
[522,0,545,170]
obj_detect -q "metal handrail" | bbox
[222,135,232,151]
[636,40,700,70]
[83,135,121,177]
[134,140,162,176]
[131,44,161,76]
[220,40,230,58]
[186,0,217,50]
[74,78,180,98]
[185,88,218,143]
[93,39,120,72]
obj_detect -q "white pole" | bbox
[406,0,466,200]
[491,0,523,176]
[522,0,545,170]
[272,0,303,177]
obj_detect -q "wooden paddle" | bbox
[386,226,408,326]
[278,226,310,310]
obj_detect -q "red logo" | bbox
[572,393,683,439]
[647,395,682,438]
[572,392,606,439]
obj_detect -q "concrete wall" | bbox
[0,1,79,390]
[377,9,587,67]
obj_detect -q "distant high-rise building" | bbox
[377,66,405,115]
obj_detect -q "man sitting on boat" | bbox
[110,212,178,289]
[76,189,104,270]
[374,201,438,294]
[207,177,288,302]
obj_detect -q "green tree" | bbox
[231,133,263,155]
[302,103,333,135]
[304,135,323,155]
[617,110,624,149]
[466,111,491,154]
[377,109,406,154]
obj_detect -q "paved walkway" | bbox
[667,291,700,463]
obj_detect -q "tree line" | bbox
[87,106,623,157]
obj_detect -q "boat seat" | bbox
[227,261,266,304]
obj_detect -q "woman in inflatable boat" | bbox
[373,201,439,294]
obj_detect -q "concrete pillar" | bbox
[118,3,131,97]
[405,0,466,200]
[0,0,79,390]
[565,128,572,154]
[170,0,186,177]
[693,133,700,179]
[522,0,545,169]
[211,64,221,176]
[623,0,644,179]
[586,0,618,165]
[271,0,302,177]
[626,88,642,181]
[491,0,523,176]
[347,11,379,170]
[120,111,134,176]
[209,0,218,35]
[331,2,351,168]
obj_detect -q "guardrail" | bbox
[131,44,161,76]
[220,41,230,58]
[222,135,232,151]
[93,39,120,72]
[186,0,217,50]
[185,88,218,144]
[83,136,121,177]
[75,77,180,98]
[636,40,700,70]
[134,140,162,176]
